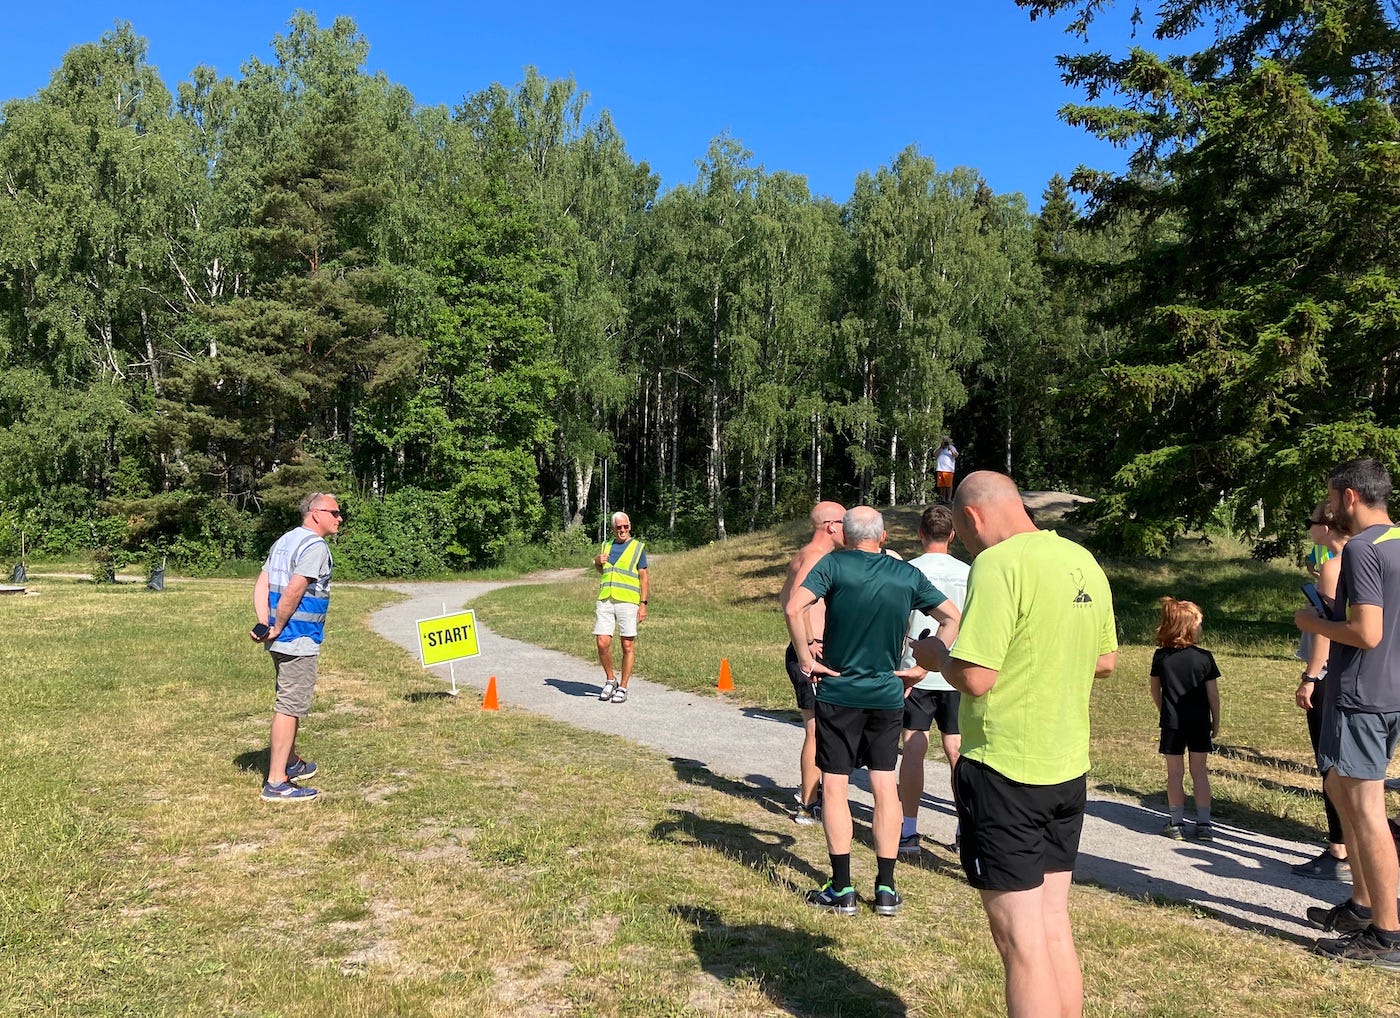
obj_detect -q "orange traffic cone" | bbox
[717,658,734,692]
[482,675,499,711]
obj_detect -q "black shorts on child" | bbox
[1159,721,1212,755]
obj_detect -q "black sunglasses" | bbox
[316,507,345,520]
[1304,518,1327,528]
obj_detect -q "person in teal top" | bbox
[912,471,1117,1018]
[785,505,960,918]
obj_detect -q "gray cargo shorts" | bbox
[272,651,319,718]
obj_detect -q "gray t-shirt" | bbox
[1326,522,1400,712]
[901,551,970,691]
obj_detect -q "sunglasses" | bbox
[316,507,345,520]
[1304,518,1327,528]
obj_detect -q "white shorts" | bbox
[594,599,640,638]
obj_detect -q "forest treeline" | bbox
[1,3,1397,575]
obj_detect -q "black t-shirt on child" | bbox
[1151,645,1220,731]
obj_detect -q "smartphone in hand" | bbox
[251,622,270,639]
[1302,583,1327,614]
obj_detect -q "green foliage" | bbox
[332,487,455,578]
[1019,0,1400,552]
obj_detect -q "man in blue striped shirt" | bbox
[252,492,342,802]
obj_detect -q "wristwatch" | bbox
[641,600,648,605]
[1301,674,1319,683]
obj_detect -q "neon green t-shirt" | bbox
[952,530,1118,785]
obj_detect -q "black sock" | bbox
[830,853,851,891]
[876,856,896,890]
[1348,900,1373,919]
[1371,925,1400,945]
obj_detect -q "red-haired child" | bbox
[1151,597,1222,840]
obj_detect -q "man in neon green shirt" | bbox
[912,472,1117,1018]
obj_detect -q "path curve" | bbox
[368,576,1340,945]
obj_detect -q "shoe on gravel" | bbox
[1292,850,1352,883]
[261,780,319,803]
[1194,822,1215,842]
[599,679,617,701]
[1313,926,1400,970]
[805,881,857,916]
[873,885,903,916]
[610,686,628,703]
[1307,900,1370,934]
[1161,822,1186,840]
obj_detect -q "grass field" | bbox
[4,524,1400,1015]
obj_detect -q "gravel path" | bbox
[368,575,1342,946]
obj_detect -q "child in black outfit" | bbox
[1150,597,1221,840]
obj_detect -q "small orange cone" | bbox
[482,675,499,711]
[717,658,734,692]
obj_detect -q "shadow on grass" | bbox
[402,690,457,703]
[671,904,907,1017]
[652,808,826,887]
[234,748,270,780]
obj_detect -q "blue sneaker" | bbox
[805,881,857,916]
[285,757,318,781]
[261,780,319,803]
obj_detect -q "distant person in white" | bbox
[936,438,959,504]
[897,504,970,853]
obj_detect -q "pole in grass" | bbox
[416,601,481,697]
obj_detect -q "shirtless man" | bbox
[778,501,846,823]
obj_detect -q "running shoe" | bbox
[897,832,921,856]
[1292,850,1351,882]
[599,679,617,701]
[1307,900,1370,934]
[805,881,857,916]
[261,780,319,803]
[1194,822,1215,842]
[792,795,822,826]
[873,884,903,917]
[1314,926,1400,970]
[1160,822,1186,840]
[285,756,318,781]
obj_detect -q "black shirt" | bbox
[1151,645,1220,730]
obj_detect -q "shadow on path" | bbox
[672,904,907,1017]
[544,677,604,699]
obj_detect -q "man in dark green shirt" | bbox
[785,505,959,916]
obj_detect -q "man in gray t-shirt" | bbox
[1296,458,1400,967]
[252,492,342,803]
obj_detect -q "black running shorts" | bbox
[954,757,1086,891]
[1158,725,1213,755]
[815,700,902,773]
[903,687,961,736]
[785,643,817,712]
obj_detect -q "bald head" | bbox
[952,471,1035,556]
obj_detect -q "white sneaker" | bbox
[599,679,617,701]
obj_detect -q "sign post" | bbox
[415,603,482,696]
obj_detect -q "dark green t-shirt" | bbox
[801,550,946,710]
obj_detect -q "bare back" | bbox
[780,540,832,645]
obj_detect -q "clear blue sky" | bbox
[0,2,1163,209]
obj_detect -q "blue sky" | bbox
[0,2,1165,209]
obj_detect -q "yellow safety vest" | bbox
[598,539,645,603]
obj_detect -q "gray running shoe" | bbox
[1314,927,1400,970]
[897,833,921,856]
[1161,822,1186,840]
[1292,850,1352,883]
[599,679,617,701]
[873,884,903,917]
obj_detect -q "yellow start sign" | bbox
[416,609,481,666]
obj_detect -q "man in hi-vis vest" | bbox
[594,511,649,704]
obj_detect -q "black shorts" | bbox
[954,757,1086,891]
[785,643,816,712]
[815,700,902,773]
[904,687,961,736]
[1159,725,1212,755]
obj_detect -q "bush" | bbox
[333,487,456,579]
